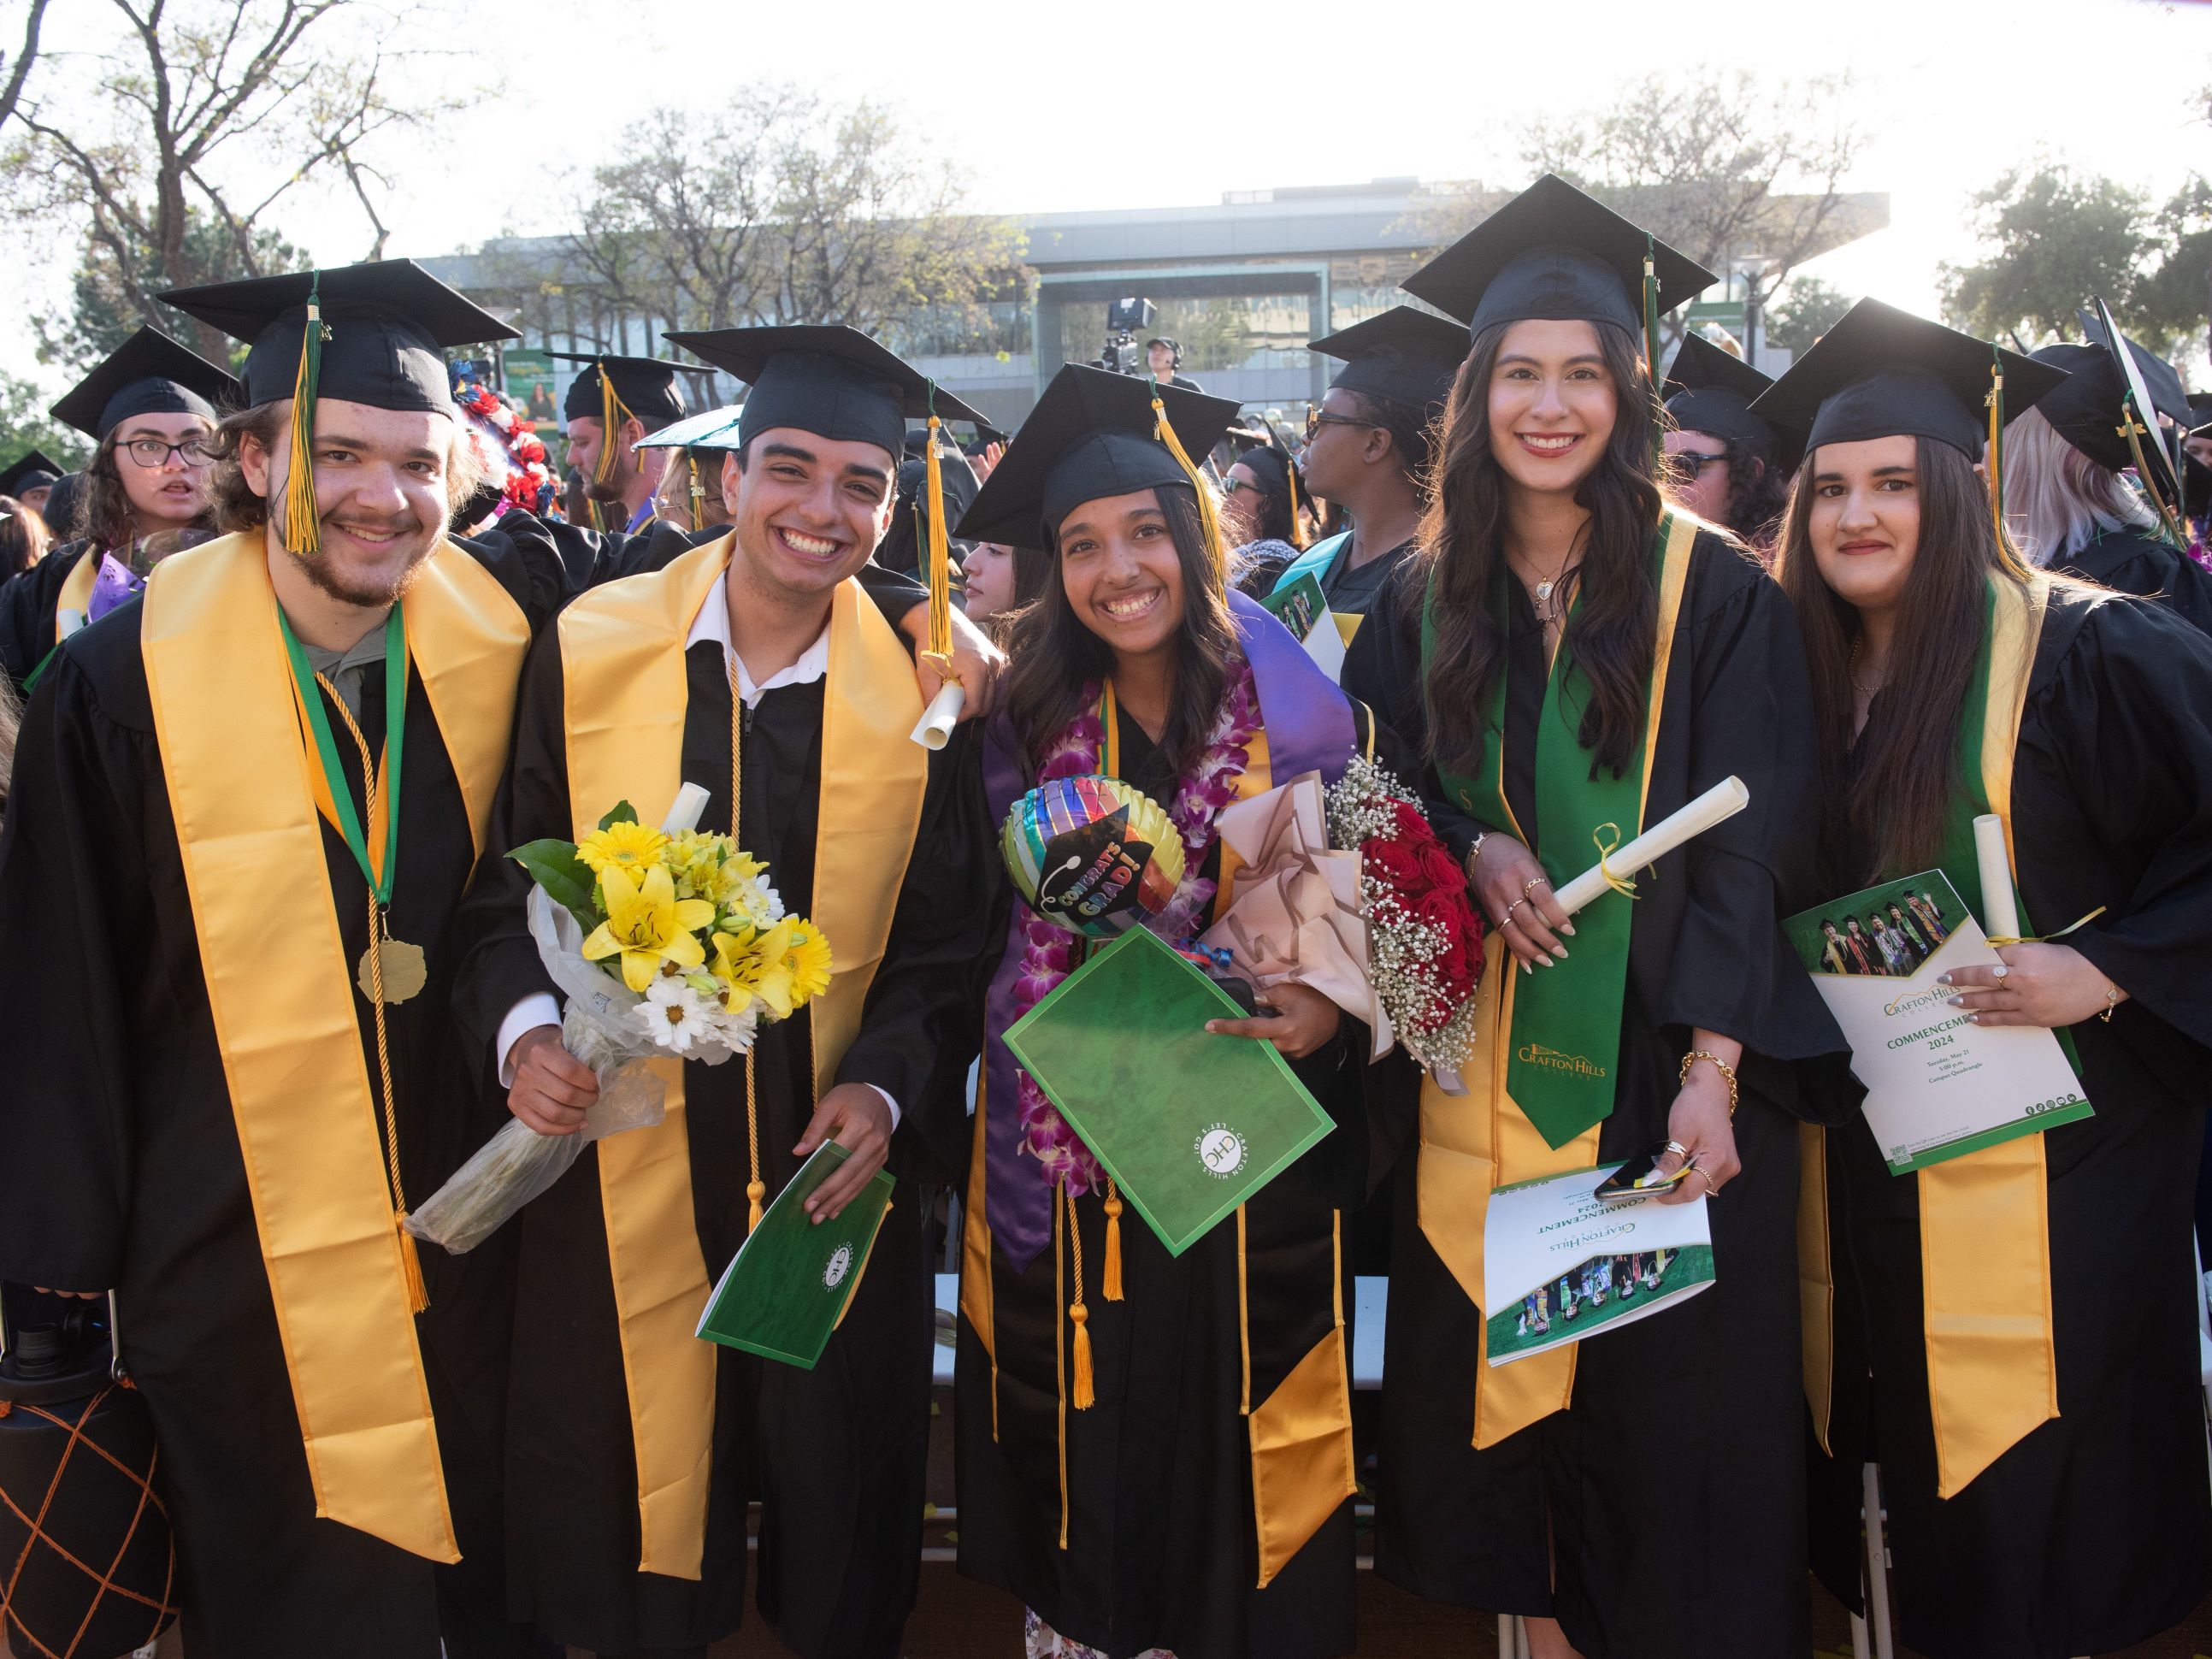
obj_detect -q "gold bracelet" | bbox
[1679,1049,1739,1115]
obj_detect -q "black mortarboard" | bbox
[1749,298,2067,459]
[161,259,515,412]
[1401,174,1716,344]
[1662,332,1779,442]
[2028,344,2160,472]
[1307,305,1468,411]
[664,325,987,463]
[2190,393,2212,437]
[2076,309,2190,427]
[549,352,696,428]
[49,327,239,440]
[0,448,63,498]
[957,363,1242,548]
[2067,298,2187,518]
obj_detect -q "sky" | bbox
[8,0,2212,390]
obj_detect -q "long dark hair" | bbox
[1774,436,2038,883]
[1002,481,1239,778]
[1720,434,1791,547]
[1416,319,1665,781]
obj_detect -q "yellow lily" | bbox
[711,917,835,1018]
[584,863,714,992]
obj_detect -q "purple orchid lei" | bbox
[1007,656,1262,1193]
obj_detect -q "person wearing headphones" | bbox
[1144,336,1204,393]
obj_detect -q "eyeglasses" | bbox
[1223,477,1267,499]
[121,436,215,469]
[1666,449,1731,482]
[1305,410,1374,440]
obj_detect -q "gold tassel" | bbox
[687,452,705,532]
[1152,393,1228,593]
[1102,1181,1124,1302]
[593,363,633,488]
[1283,452,1308,550]
[282,280,329,557]
[920,410,955,676]
[395,1215,429,1314]
[1066,1184,1094,1409]
[1986,358,2006,547]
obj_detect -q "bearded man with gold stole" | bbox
[0,260,581,1655]
[451,325,1000,1659]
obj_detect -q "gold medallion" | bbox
[358,937,428,1005]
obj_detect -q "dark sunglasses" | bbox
[1305,409,1374,440]
[1666,449,1731,481]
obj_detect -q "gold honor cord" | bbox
[727,652,768,1235]
[282,276,331,558]
[1152,393,1230,592]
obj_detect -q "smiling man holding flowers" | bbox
[451,325,1000,1659]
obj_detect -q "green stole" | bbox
[1425,514,1696,1148]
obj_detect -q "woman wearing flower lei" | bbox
[1342,176,1844,1659]
[957,363,1414,1659]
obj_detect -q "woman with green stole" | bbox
[1762,298,2212,1659]
[1342,174,1845,1659]
[956,363,1409,1659]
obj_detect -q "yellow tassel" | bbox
[281,288,327,557]
[1152,393,1228,593]
[921,411,955,671]
[1070,1302,1094,1409]
[746,1180,766,1233]
[1986,362,2005,547]
[395,1215,429,1314]
[594,363,633,488]
[1102,1182,1124,1302]
[1283,451,1308,550]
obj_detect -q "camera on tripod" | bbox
[1094,297,1157,376]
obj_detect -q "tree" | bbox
[2132,174,2211,379]
[489,85,1026,354]
[1938,164,2153,348]
[6,0,473,362]
[1405,70,1878,333]
[0,371,91,473]
[0,0,49,133]
[1763,275,1858,357]
[43,210,303,374]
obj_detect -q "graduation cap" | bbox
[0,448,63,499]
[1748,298,2067,461]
[957,363,1242,560]
[1307,305,1468,413]
[2065,298,2188,534]
[2076,307,2190,426]
[633,404,747,452]
[662,325,987,462]
[160,259,519,558]
[1662,333,1796,466]
[1401,174,1716,386]
[549,352,699,432]
[48,327,240,442]
[1230,442,1312,550]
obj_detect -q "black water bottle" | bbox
[0,1288,177,1658]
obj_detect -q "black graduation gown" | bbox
[1345,534,1849,1659]
[0,537,96,690]
[1808,587,2212,1659]
[451,620,995,1659]
[0,523,577,1657]
[2056,525,2212,637]
[955,701,1414,1659]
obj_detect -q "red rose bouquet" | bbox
[1324,754,1484,1074]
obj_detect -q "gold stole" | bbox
[1416,515,1696,1447]
[556,534,927,1579]
[56,551,97,634]
[1799,576,2056,1496]
[139,531,528,1561]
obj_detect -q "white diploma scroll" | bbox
[1973,814,2020,942]
[1550,776,1750,916]
[910,681,965,751]
[661,782,711,835]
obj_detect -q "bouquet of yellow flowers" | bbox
[512,797,833,1062]
[408,785,832,1255]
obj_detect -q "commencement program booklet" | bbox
[1259,570,1347,683]
[1783,871,2091,1175]
[695,1141,894,1370]
[1484,1165,1715,1366]
[1002,924,1336,1256]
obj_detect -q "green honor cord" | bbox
[277,604,406,905]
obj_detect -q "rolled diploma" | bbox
[660,782,711,835]
[1550,776,1750,916]
[1973,813,2020,942]
[910,680,965,751]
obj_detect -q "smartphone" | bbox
[1594,1143,1694,1204]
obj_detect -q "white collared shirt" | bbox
[495,575,898,1127]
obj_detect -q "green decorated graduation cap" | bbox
[1307,304,1468,411]
[634,404,747,452]
[1401,174,1716,353]
[159,258,518,556]
[549,351,699,428]
[955,363,1242,555]
[1748,298,2067,459]
[1663,333,1782,443]
[661,324,987,463]
[49,327,240,441]
[0,448,63,499]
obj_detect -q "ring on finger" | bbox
[1688,1164,1718,1194]
[1662,1140,1690,1160]
[1992,965,2010,981]
[1502,897,1528,926]
[1523,876,1550,897]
